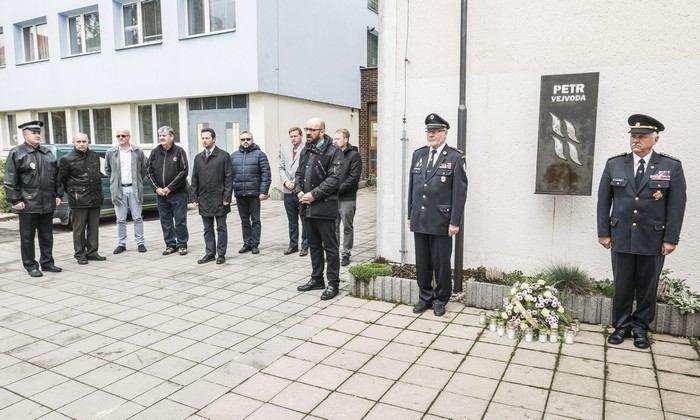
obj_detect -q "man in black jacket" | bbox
[3,120,63,277]
[147,126,190,256]
[191,128,233,264]
[333,129,362,266]
[59,133,106,264]
[294,118,344,300]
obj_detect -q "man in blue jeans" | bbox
[147,126,190,255]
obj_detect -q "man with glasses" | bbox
[105,129,148,254]
[408,113,468,316]
[279,126,309,256]
[230,131,271,254]
[147,126,190,256]
[294,118,344,300]
[3,120,63,277]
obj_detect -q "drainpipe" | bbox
[453,0,468,293]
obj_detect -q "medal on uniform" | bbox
[441,176,446,182]
[416,157,423,168]
[653,190,663,200]
[29,162,36,170]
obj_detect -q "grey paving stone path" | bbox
[0,189,698,419]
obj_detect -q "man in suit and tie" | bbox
[279,126,309,256]
[408,113,468,316]
[597,114,687,349]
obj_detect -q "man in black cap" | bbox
[408,113,468,316]
[3,121,63,277]
[597,114,687,349]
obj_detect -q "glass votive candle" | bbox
[488,316,498,332]
[506,321,516,340]
[524,327,534,342]
[564,328,575,344]
[538,330,548,343]
[549,328,559,343]
[496,320,506,337]
[572,319,580,335]
[479,311,487,325]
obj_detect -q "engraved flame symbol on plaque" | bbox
[550,113,583,166]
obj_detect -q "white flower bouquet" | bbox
[501,279,571,332]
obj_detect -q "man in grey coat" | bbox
[105,129,148,254]
[279,126,308,256]
[192,128,233,264]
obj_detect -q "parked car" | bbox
[48,144,158,225]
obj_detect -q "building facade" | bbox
[377,0,700,289]
[0,0,378,193]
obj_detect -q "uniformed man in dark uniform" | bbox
[597,114,687,349]
[3,120,63,277]
[408,113,468,316]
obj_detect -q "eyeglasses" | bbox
[116,134,129,138]
[240,138,253,141]
[304,128,322,132]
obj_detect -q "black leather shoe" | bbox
[321,285,339,300]
[632,330,650,349]
[163,246,177,255]
[341,255,350,266]
[178,246,188,256]
[77,259,88,265]
[198,255,215,264]
[138,244,147,253]
[284,247,299,255]
[28,269,43,278]
[238,245,251,254]
[297,279,325,292]
[87,255,106,261]
[113,245,126,254]
[42,265,62,273]
[413,301,432,314]
[433,302,446,317]
[299,248,309,257]
[607,329,630,345]
[251,246,260,254]
[216,256,225,264]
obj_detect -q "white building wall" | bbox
[378,0,700,289]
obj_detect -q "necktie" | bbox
[427,149,437,172]
[635,159,645,188]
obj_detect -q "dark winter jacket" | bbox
[3,143,62,214]
[230,143,271,197]
[294,134,344,219]
[338,144,362,201]
[191,146,233,217]
[58,148,104,209]
[146,144,189,194]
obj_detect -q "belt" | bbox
[121,183,133,187]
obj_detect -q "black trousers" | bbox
[283,193,308,249]
[19,213,54,271]
[306,217,340,287]
[72,207,100,259]
[236,196,261,247]
[414,232,453,305]
[202,215,228,257]
[611,251,665,332]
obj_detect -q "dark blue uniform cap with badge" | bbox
[628,114,664,135]
[18,120,44,132]
[425,113,450,130]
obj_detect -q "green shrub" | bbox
[658,269,700,315]
[592,278,614,298]
[0,159,11,213]
[366,172,377,187]
[543,263,593,295]
[349,263,392,282]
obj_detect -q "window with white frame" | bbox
[68,11,101,55]
[123,0,162,46]
[138,103,180,143]
[0,27,6,67]
[367,29,378,67]
[7,115,18,146]
[368,0,378,13]
[37,111,68,144]
[78,108,112,144]
[22,22,50,62]
[187,0,235,36]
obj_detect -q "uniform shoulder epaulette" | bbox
[607,152,627,160]
[415,145,428,152]
[659,152,681,162]
[449,146,465,155]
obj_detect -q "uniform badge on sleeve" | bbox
[440,176,446,182]
[653,190,664,200]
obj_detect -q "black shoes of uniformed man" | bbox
[297,279,325,292]
[608,328,650,349]
[413,301,446,316]
[321,285,339,300]
[607,328,630,345]
[29,264,62,277]
[341,255,350,266]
